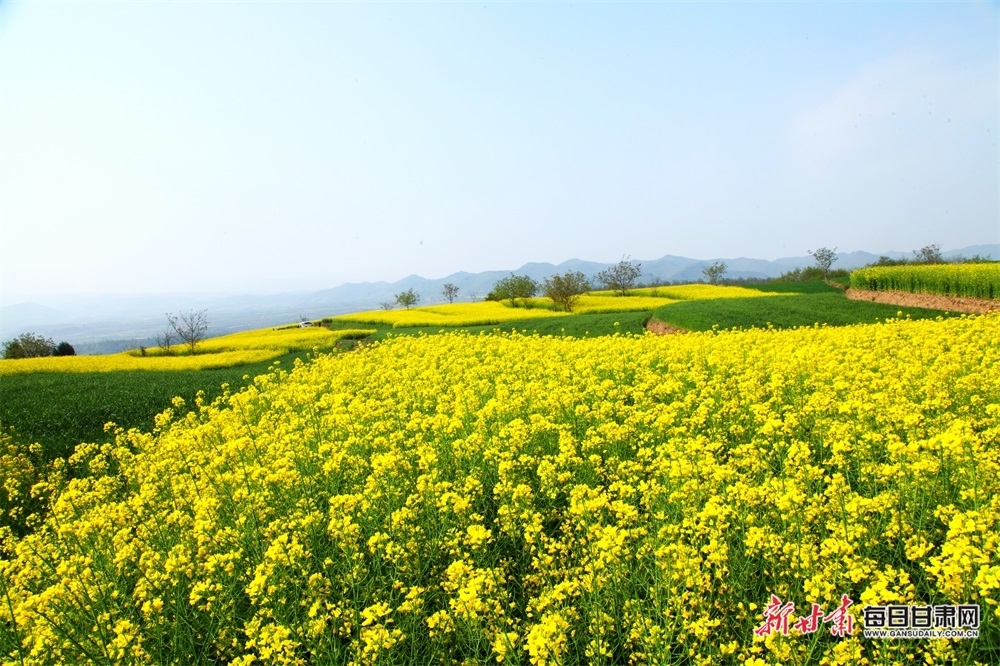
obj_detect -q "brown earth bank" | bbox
[645,318,688,335]
[845,288,999,314]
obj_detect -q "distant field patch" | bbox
[335,302,569,328]
[0,326,375,375]
[627,284,791,300]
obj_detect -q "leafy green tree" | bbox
[395,289,420,309]
[54,342,76,357]
[702,261,727,285]
[487,273,539,308]
[2,333,55,359]
[543,271,590,312]
[596,256,642,296]
[807,247,838,280]
[441,283,460,304]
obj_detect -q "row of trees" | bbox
[778,243,988,283]
[2,333,75,359]
[378,257,734,315]
[487,256,647,312]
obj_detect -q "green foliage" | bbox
[745,280,842,294]
[462,310,650,338]
[542,271,590,312]
[595,255,642,296]
[394,289,420,309]
[774,266,849,282]
[0,351,314,464]
[652,293,956,332]
[2,332,55,359]
[807,246,838,279]
[54,341,76,356]
[487,273,539,307]
[702,261,727,285]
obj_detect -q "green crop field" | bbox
[0,351,316,463]
[651,291,956,332]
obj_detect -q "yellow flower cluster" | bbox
[2,315,998,664]
[0,327,375,375]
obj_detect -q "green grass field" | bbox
[651,283,956,332]
[0,351,315,463]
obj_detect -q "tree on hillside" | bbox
[2,332,55,359]
[596,256,642,296]
[441,283,460,304]
[166,309,209,354]
[379,301,395,311]
[702,261,727,285]
[54,341,76,357]
[487,274,539,308]
[913,243,943,264]
[807,247,838,280]
[543,271,590,312]
[395,289,420,309]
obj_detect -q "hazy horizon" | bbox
[2,2,997,304]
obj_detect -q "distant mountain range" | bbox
[3,244,997,355]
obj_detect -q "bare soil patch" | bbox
[845,288,999,314]
[645,318,688,335]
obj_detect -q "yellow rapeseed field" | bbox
[850,263,1000,300]
[1,315,997,664]
[336,285,786,326]
[0,327,375,375]
[625,285,788,300]
[334,302,570,328]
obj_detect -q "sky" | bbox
[1,1,997,304]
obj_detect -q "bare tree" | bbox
[379,301,396,311]
[441,283,460,304]
[156,330,175,355]
[914,243,943,264]
[595,255,642,296]
[166,309,209,354]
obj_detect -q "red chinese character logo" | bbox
[822,594,855,636]
[755,595,796,637]
[792,603,825,634]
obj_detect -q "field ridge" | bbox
[845,287,999,314]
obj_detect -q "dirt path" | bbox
[845,288,999,314]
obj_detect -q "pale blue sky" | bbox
[1,1,997,303]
